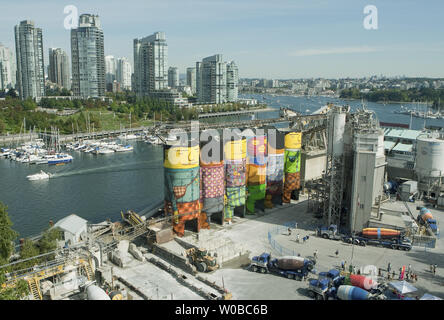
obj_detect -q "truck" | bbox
[249,253,315,280]
[343,232,412,251]
[307,269,344,300]
[317,224,347,241]
[318,225,412,251]
[417,207,439,235]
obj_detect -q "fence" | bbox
[267,221,300,256]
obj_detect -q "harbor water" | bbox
[1,95,444,238]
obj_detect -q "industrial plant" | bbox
[1,104,443,301]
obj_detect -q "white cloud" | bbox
[289,46,382,57]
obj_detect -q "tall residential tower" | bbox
[48,48,70,89]
[133,32,168,97]
[71,14,105,98]
[14,20,45,100]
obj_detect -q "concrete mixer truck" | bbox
[249,253,316,280]
[308,269,345,300]
[417,207,439,235]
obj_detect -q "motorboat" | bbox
[98,148,115,154]
[114,145,134,152]
[27,170,51,181]
[47,153,73,165]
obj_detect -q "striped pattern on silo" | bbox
[265,129,285,208]
[246,135,267,213]
[282,132,302,203]
[224,137,247,222]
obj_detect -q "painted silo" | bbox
[282,132,302,203]
[200,134,225,227]
[246,134,267,213]
[224,136,247,223]
[265,128,285,208]
[164,139,200,236]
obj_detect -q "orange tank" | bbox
[362,228,400,239]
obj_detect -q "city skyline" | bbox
[1,0,444,79]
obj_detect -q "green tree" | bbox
[0,118,5,134]
[0,270,29,300]
[0,203,18,262]
[38,227,62,255]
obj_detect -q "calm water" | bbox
[0,142,164,238]
[1,95,444,238]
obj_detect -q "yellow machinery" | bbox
[1,257,94,300]
[121,210,144,227]
[185,248,219,273]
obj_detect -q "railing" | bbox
[267,222,300,256]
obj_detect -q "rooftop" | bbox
[384,128,423,141]
[53,214,88,235]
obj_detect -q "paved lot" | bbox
[202,196,444,299]
[111,196,444,300]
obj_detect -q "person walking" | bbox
[433,264,437,275]
[408,264,411,275]
[296,234,300,243]
[341,260,344,270]
[387,262,391,273]
[288,227,292,236]
[313,250,318,260]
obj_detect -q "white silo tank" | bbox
[416,135,444,178]
[86,285,111,300]
[328,110,346,156]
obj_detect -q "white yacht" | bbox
[98,148,115,154]
[27,170,51,181]
[114,145,134,152]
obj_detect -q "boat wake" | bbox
[50,161,162,179]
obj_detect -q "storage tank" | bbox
[86,285,111,300]
[164,139,201,236]
[200,134,224,226]
[416,134,444,178]
[282,132,302,204]
[265,128,285,208]
[327,109,346,156]
[361,228,401,239]
[224,136,247,223]
[337,285,370,300]
[246,135,267,213]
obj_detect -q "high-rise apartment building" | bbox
[71,14,105,98]
[186,67,196,94]
[226,61,238,102]
[116,57,132,90]
[14,20,45,99]
[48,48,70,89]
[168,67,178,88]
[105,55,116,86]
[196,54,227,104]
[133,32,168,97]
[0,43,16,90]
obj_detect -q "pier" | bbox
[197,107,275,119]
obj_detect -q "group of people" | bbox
[385,263,419,282]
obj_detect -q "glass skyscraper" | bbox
[14,20,45,100]
[71,14,105,98]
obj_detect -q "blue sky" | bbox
[1,0,444,78]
